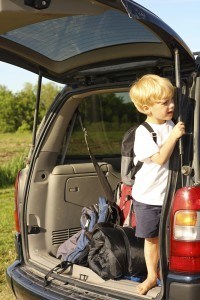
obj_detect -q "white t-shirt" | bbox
[131,120,174,206]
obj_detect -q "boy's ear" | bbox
[142,104,151,115]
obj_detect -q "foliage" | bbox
[0,85,16,132]
[66,93,145,157]
[0,187,16,300]
[40,82,61,111]
[0,155,27,187]
[0,132,31,187]
[0,82,61,133]
[0,82,141,134]
[0,134,29,297]
[79,93,138,125]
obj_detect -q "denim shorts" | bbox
[133,200,162,238]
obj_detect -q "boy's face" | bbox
[143,98,175,124]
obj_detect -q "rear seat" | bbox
[45,162,120,256]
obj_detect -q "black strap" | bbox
[78,112,114,204]
[142,122,157,143]
[44,261,72,287]
[132,122,157,177]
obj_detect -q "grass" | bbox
[0,132,31,187]
[0,133,32,299]
[0,132,32,165]
[0,187,16,300]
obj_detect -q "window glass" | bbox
[60,92,144,162]
[2,10,160,61]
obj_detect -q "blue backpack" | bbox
[56,196,120,263]
[44,197,120,286]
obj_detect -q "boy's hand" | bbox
[171,121,185,140]
[151,121,185,165]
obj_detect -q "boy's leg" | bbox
[137,237,159,295]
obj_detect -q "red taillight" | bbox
[14,172,21,233]
[170,256,200,273]
[169,187,200,273]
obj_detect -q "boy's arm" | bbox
[150,121,185,165]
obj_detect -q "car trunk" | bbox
[24,85,161,300]
[21,76,194,300]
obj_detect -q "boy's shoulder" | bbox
[137,120,174,131]
[136,122,154,133]
[124,122,154,140]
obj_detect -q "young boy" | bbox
[129,74,185,295]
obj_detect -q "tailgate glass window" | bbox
[2,10,160,61]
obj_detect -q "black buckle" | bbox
[152,132,157,142]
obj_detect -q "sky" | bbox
[0,0,199,93]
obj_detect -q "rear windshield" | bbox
[2,10,160,61]
[59,91,144,164]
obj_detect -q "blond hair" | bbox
[129,74,174,114]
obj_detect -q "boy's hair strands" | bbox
[129,74,174,114]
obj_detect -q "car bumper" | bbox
[167,272,200,300]
[6,260,70,300]
[6,260,120,300]
[6,260,100,300]
[7,260,200,300]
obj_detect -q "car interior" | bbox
[20,77,194,300]
[24,87,164,298]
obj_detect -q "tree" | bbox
[0,85,16,132]
[0,82,63,132]
[40,82,61,113]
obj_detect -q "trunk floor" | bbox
[30,253,160,299]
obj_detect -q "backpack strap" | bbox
[132,122,157,177]
[142,122,157,143]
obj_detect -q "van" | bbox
[1,0,200,299]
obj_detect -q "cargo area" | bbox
[27,162,160,299]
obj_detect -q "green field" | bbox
[0,187,16,300]
[0,133,32,299]
[0,132,31,164]
[0,132,32,187]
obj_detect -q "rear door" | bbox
[0,0,195,85]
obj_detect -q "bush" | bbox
[17,122,31,133]
[0,155,26,187]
